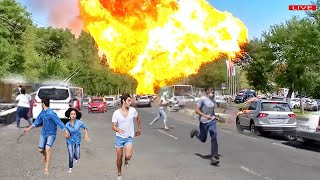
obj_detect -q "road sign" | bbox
[221,83,226,89]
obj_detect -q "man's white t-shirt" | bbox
[16,94,31,108]
[112,107,138,138]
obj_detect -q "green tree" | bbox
[187,59,227,89]
[0,0,32,76]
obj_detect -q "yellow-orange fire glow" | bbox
[79,0,248,94]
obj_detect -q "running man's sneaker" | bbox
[74,159,78,163]
[210,156,219,166]
[68,168,72,173]
[124,161,129,169]
[190,129,198,138]
[117,175,122,180]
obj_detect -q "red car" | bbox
[88,97,107,113]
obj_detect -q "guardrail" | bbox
[0,104,17,124]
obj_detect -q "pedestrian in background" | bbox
[15,88,32,128]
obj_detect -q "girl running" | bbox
[65,108,90,173]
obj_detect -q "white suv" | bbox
[32,86,73,120]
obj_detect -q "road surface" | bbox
[0,107,319,180]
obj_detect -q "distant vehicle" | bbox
[304,99,320,111]
[234,89,256,104]
[137,96,151,107]
[168,85,194,106]
[82,98,90,108]
[88,97,107,113]
[290,98,300,109]
[32,86,73,120]
[236,99,297,141]
[105,96,116,108]
[296,112,320,144]
[270,96,286,102]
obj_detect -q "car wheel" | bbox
[250,121,257,136]
[284,133,296,141]
[236,118,244,134]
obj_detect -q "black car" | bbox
[234,90,256,104]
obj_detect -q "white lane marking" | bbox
[240,166,262,177]
[173,118,198,126]
[244,136,258,140]
[220,129,232,134]
[272,143,295,150]
[157,130,179,140]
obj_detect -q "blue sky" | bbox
[17,0,312,39]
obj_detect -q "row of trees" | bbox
[244,1,320,100]
[0,0,135,95]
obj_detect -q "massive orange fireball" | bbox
[79,0,248,94]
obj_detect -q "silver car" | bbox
[236,99,297,140]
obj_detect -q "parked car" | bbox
[236,99,297,140]
[32,86,73,120]
[82,98,90,108]
[304,99,320,111]
[290,98,300,109]
[105,96,116,108]
[296,112,320,144]
[137,96,151,107]
[88,97,107,113]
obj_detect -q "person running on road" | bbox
[15,88,32,128]
[149,92,169,130]
[24,97,70,174]
[190,87,220,166]
[64,108,89,173]
[112,93,141,180]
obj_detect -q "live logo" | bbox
[288,5,317,11]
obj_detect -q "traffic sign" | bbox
[221,83,226,89]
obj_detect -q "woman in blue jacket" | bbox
[65,108,89,173]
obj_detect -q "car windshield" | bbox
[91,99,103,103]
[106,98,114,101]
[261,102,291,112]
[140,97,148,99]
[38,88,69,100]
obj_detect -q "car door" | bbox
[242,102,258,127]
[238,104,250,126]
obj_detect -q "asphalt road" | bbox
[0,106,319,180]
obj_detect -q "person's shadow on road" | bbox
[194,153,222,167]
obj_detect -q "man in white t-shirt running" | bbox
[149,92,169,130]
[112,93,141,180]
[15,88,32,128]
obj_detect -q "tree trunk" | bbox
[299,88,304,114]
[286,88,293,104]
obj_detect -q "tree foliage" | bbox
[246,12,320,99]
[0,0,135,95]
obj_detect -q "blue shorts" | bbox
[115,136,133,148]
[38,135,56,149]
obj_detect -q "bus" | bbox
[168,85,195,105]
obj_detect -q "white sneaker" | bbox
[124,161,129,168]
[117,175,122,180]
[74,159,78,163]
[68,168,72,173]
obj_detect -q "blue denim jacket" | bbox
[32,108,66,137]
[65,120,88,145]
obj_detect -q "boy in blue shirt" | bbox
[64,108,89,173]
[24,98,70,174]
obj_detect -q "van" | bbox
[32,86,73,120]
